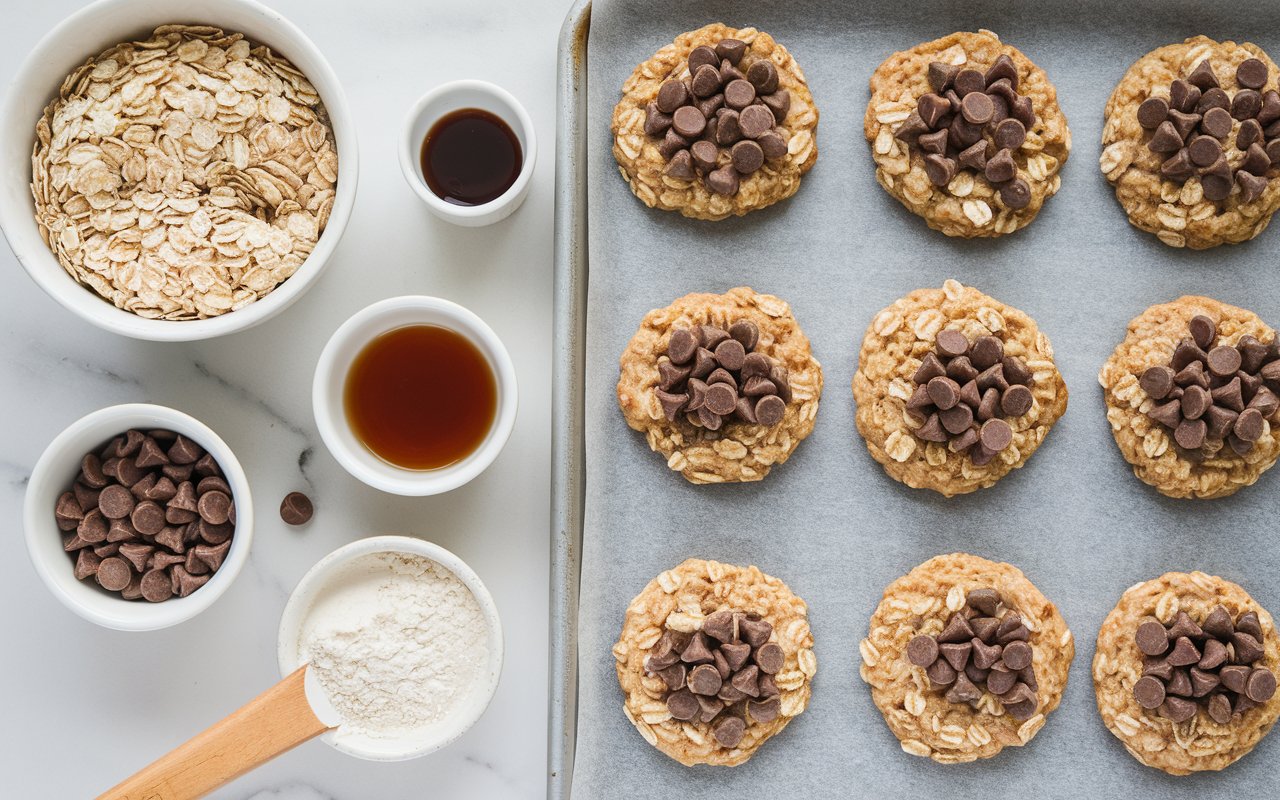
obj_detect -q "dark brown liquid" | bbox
[421,108,522,206]
[344,325,497,470]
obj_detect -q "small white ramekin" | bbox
[312,296,518,495]
[398,80,536,227]
[277,535,504,761]
[23,403,254,631]
[0,0,358,341]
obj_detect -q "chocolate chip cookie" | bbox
[1094,571,1280,774]
[865,30,1070,237]
[611,23,819,220]
[614,558,816,767]
[853,279,1067,496]
[617,287,822,483]
[1102,37,1280,248]
[1099,296,1280,499]
[860,553,1073,763]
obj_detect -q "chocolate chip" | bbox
[95,557,132,592]
[1188,60,1220,90]
[1233,89,1263,121]
[991,118,1026,151]
[984,148,1017,184]
[1001,640,1032,671]
[957,140,988,171]
[953,69,986,96]
[985,55,1019,88]
[733,106,771,142]
[978,419,1012,452]
[907,635,939,667]
[1148,120,1184,153]
[960,91,994,125]
[1198,87,1230,114]
[728,139,764,175]
[1247,668,1277,702]
[722,78,754,111]
[671,105,706,139]
[1238,170,1269,203]
[1160,696,1198,723]
[1237,58,1269,90]
[1000,179,1032,210]
[1237,119,1264,152]
[656,80,688,114]
[712,715,745,748]
[1170,79,1201,113]
[928,62,959,92]
[1137,97,1170,129]
[1190,109,1229,147]
[746,60,778,94]
[1133,675,1167,709]
[687,45,718,74]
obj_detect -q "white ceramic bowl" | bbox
[313,296,518,495]
[0,0,358,341]
[277,535,504,761]
[399,80,536,227]
[23,404,254,631]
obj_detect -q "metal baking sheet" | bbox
[554,1,1280,798]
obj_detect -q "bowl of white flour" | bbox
[277,535,503,760]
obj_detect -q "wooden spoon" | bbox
[97,665,337,800]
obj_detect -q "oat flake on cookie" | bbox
[30,24,338,320]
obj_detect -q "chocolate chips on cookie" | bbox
[655,320,791,430]
[906,588,1040,721]
[895,54,1035,208]
[1138,58,1280,203]
[645,610,784,748]
[906,329,1033,465]
[1139,315,1280,455]
[645,39,791,195]
[55,429,236,602]
[1132,607,1276,724]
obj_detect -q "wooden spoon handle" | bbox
[97,666,332,800]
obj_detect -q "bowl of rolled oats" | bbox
[0,0,356,340]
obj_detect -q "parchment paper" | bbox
[575,1,1280,797]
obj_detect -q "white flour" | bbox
[300,552,490,742]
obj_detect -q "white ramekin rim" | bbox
[0,0,358,341]
[312,295,518,495]
[23,403,254,631]
[397,79,537,226]
[276,535,504,761]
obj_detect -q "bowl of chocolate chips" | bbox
[23,403,253,631]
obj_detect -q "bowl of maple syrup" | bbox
[312,296,518,495]
[399,80,536,227]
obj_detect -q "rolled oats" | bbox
[32,25,338,320]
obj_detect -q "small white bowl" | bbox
[399,80,536,227]
[312,296,518,495]
[277,535,504,761]
[23,404,254,631]
[0,0,358,341]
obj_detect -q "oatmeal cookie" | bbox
[611,23,818,221]
[860,553,1073,763]
[865,30,1069,238]
[1093,571,1280,774]
[853,279,1066,496]
[618,287,821,484]
[614,558,816,767]
[1101,37,1280,249]
[1099,296,1280,499]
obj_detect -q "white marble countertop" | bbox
[0,1,561,796]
